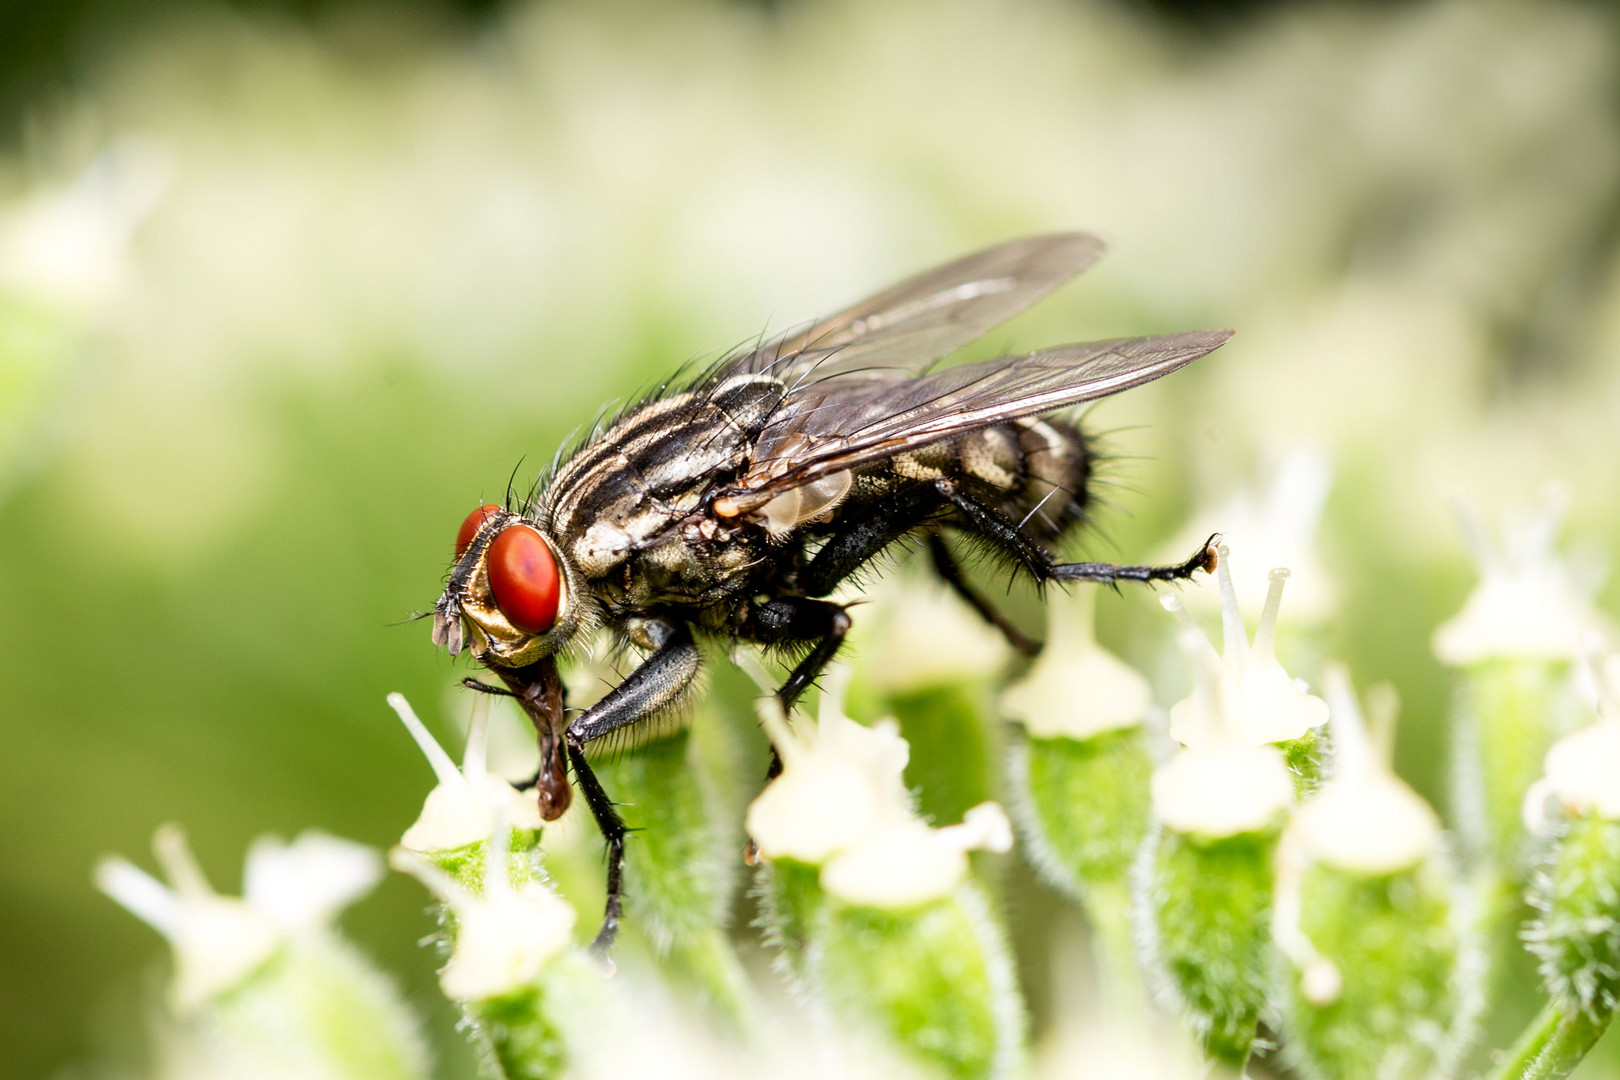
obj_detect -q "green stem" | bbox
[1490,1000,1613,1080]
[1082,882,1143,1020]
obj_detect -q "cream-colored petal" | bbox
[1152,745,1294,839]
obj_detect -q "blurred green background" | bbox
[3,0,1620,1076]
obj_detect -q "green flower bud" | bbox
[1000,586,1155,1002]
[748,679,1023,1078]
[590,719,749,1018]
[1434,495,1609,880]
[1526,812,1620,1015]
[1141,548,1327,1066]
[1141,822,1282,1066]
[848,573,1013,825]
[1524,655,1620,1023]
[1275,667,1479,1080]
[813,883,1023,1080]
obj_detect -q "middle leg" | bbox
[742,596,853,708]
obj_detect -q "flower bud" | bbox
[587,700,749,1017]
[95,826,428,1080]
[1161,550,1330,794]
[1434,495,1606,880]
[1139,822,1281,1066]
[748,678,1024,1079]
[393,820,578,1079]
[1140,549,1324,1066]
[847,572,1012,826]
[1000,589,1156,1006]
[1275,667,1478,1080]
[388,693,541,880]
[1524,652,1620,1021]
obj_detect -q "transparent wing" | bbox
[718,233,1107,384]
[723,329,1232,511]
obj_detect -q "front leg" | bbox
[564,617,701,954]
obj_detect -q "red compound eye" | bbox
[455,504,503,557]
[487,525,561,635]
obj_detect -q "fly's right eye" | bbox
[487,525,561,635]
[455,504,503,557]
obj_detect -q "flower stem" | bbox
[1490,1000,1612,1080]
[1081,882,1142,1019]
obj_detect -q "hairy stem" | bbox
[1490,1000,1612,1080]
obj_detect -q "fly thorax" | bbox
[573,520,634,578]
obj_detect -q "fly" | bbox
[428,233,1230,952]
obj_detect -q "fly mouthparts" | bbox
[430,609,465,655]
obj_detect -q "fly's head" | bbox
[432,504,584,669]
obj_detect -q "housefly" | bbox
[429,233,1229,951]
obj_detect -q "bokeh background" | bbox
[3,0,1620,1076]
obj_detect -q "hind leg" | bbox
[933,477,1217,588]
[926,532,1041,656]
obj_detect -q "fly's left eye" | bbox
[487,525,561,635]
[455,504,503,557]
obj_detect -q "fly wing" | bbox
[718,233,1107,384]
[723,329,1232,510]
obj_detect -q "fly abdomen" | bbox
[954,417,1091,543]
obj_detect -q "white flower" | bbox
[1151,549,1326,839]
[1524,651,1620,825]
[1162,549,1329,749]
[844,573,1011,694]
[745,669,1013,907]
[1291,666,1441,875]
[94,824,382,1012]
[821,804,1014,909]
[388,692,542,853]
[745,672,913,864]
[1152,742,1296,840]
[1433,488,1612,666]
[1166,446,1337,625]
[1000,586,1152,740]
[391,825,576,1002]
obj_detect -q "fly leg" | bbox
[743,597,853,709]
[740,596,854,784]
[925,532,1041,657]
[561,617,702,954]
[934,476,1218,588]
